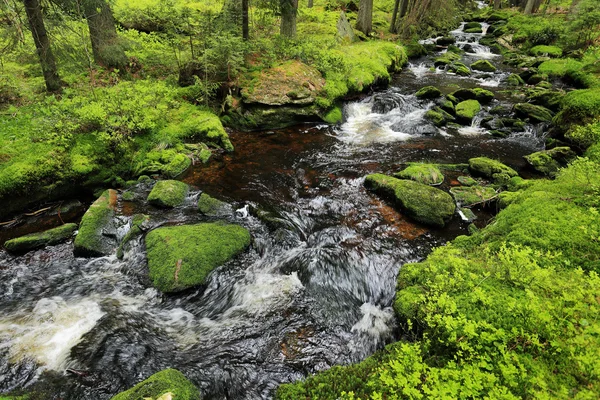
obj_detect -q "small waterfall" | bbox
[458,115,487,136]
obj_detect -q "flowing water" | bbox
[0,20,546,400]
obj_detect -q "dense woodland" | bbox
[1,0,600,399]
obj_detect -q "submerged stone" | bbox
[110,369,200,400]
[5,223,78,254]
[364,174,455,227]
[394,163,444,185]
[145,223,251,293]
[74,189,118,257]
[147,180,189,208]
[469,157,518,179]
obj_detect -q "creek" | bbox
[0,19,546,400]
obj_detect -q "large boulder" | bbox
[394,163,444,185]
[364,174,455,227]
[111,369,200,400]
[513,103,554,123]
[74,190,118,257]
[147,180,189,208]
[471,59,497,72]
[5,223,78,254]
[524,147,577,176]
[456,100,481,124]
[145,223,251,293]
[415,86,442,100]
[336,12,357,43]
[469,157,518,179]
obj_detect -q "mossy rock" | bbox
[145,223,251,293]
[513,103,554,123]
[163,154,191,178]
[197,193,231,216]
[424,110,446,127]
[530,45,562,58]
[448,62,471,76]
[524,147,576,177]
[528,74,548,85]
[5,223,78,254]
[147,180,189,208]
[498,191,520,209]
[434,52,461,67]
[555,89,600,129]
[394,164,444,185]
[450,186,497,206]
[439,100,455,114]
[451,88,494,104]
[465,27,483,34]
[436,36,456,46]
[455,100,481,124]
[459,207,477,222]
[464,21,482,30]
[528,90,564,112]
[506,74,525,86]
[322,106,343,124]
[74,189,118,257]
[405,42,428,58]
[415,86,442,100]
[117,214,150,260]
[469,157,518,179]
[364,174,455,227]
[471,60,496,73]
[111,369,200,400]
[457,176,478,186]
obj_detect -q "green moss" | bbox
[117,214,150,260]
[440,100,455,114]
[424,109,446,127]
[530,45,562,58]
[464,21,482,30]
[514,103,554,123]
[470,59,496,72]
[74,189,117,257]
[111,369,200,400]
[464,27,483,33]
[415,86,442,99]
[457,175,477,186]
[322,106,343,124]
[586,142,600,161]
[394,163,444,185]
[555,88,600,129]
[566,120,600,148]
[448,62,471,76]
[524,147,576,177]
[145,223,251,293]
[122,191,135,201]
[162,153,191,178]
[147,180,189,208]
[5,223,77,253]
[364,174,455,227]
[434,52,461,67]
[455,100,481,124]
[197,193,229,216]
[450,185,497,206]
[469,157,518,178]
[451,88,494,104]
[506,73,525,86]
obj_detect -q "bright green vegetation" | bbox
[414,86,442,99]
[469,157,518,179]
[364,174,455,228]
[278,159,600,399]
[506,73,525,86]
[111,369,200,400]
[529,44,562,57]
[117,214,150,259]
[147,180,189,208]
[322,106,343,124]
[74,190,117,257]
[514,103,554,123]
[457,175,477,186]
[450,185,497,207]
[145,222,251,293]
[394,163,444,185]
[197,193,229,216]
[555,88,600,128]
[433,51,461,67]
[470,59,496,72]
[567,120,600,148]
[451,88,494,104]
[4,223,77,253]
[524,147,576,177]
[424,107,454,127]
[455,100,481,123]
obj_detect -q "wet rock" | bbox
[145,223,251,293]
[147,180,189,208]
[459,207,477,222]
[5,223,78,254]
[439,99,455,114]
[464,21,482,31]
[110,368,200,400]
[506,73,525,86]
[74,189,118,257]
[524,147,576,177]
[198,193,231,216]
[513,103,554,123]
[424,108,454,127]
[448,62,471,76]
[185,143,212,164]
[434,52,461,67]
[394,163,444,185]
[415,86,442,99]
[457,176,478,186]
[364,174,455,227]
[465,27,483,34]
[463,44,476,53]
[436,36,456,46]
[527,90,564,112]
[116,214,150,260]
[372,91,407,114]
[450,186,497,207]
[469,157,518,179]
[336,12,357,43]
[451,88,494,104]
[528,74,548,85]
[455,100,481,124]
[471,59,496,72]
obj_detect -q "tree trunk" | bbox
[82,0,128,68]
[308,0,313,7]
[23,0,61,91]
[242,0,249,40]
[280,0,298,38]
[524,0,535,13]
[400,0,410,17]
[390,0,400,33]
[494,0,502,9]
[356,0,373,35]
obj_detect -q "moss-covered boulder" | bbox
[451,88,494,104]
[111,369,200,400]
[145,223,251,293]
[117,214,150,259]
[457,176,478,186]
[464,21,482,30]
[469,157,518,179]
[5,223,78,254]
[530,45,562,58]
[524,147,577,176]
[415,86,442,99]
[471,59,496,72]
[197,193,231,216]
[448,62,471,76]
[74,190,118,257]
[436,36,456,46]
[555,89,600,129]
[456,100,481,124]
[424,107,454,127]
[434,52,461,67]
[528,90,564,112]
[147,180,189,208]
[439,99,455,114]
[394,164,444,185]
[506,74,525,86]
[450,186,497,206]
[513,103,554,123]
[364,174,455,227]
